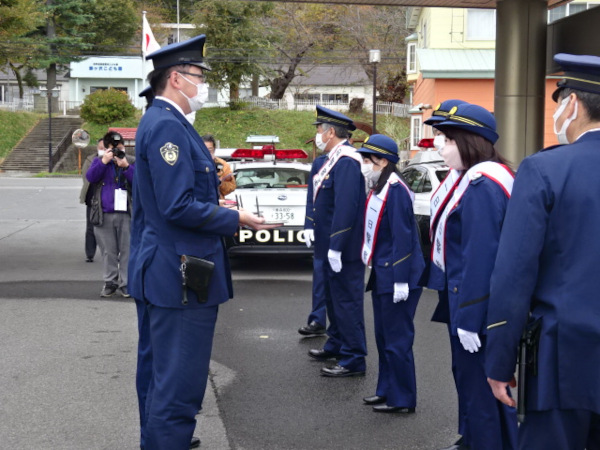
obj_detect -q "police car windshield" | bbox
[235,168,308,189]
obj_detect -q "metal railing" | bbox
[0,99,34,112]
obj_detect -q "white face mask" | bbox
[179,74,209,112]
[439,142,465,170]
[97,150,105,157]
[433,135,445,151]
[315,130,330,152]
[361,161,382,186]
[553,96,578,145]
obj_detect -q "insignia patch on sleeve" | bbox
[160,142,179,166]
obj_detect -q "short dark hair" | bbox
[559,88,600,122]
[202,134,216,147]
[321,123,350,140]
[442,128,511,171]
[103,131,123,149]
[149,64,191,95]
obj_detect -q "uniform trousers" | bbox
[307,257,327,327]
[450,334,518,450]
[519,409,600,450]
[372,288,421,407]
[135,298,152,448]
[85,204,97,260]
[143,303,218,450]
[93,212,130,288]
[322,259,367,371]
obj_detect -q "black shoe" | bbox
[190,436,201,448]
[298,321,326,336]
[439,437,469,450]
[372,404,415,414]
[86,257,94,263]
[308,348,341,361]
[363,395,387,405]
[100,282,118,297]
[320,364,365,377]
[117,286,131,298]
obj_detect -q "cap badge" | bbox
[160,142,179,166]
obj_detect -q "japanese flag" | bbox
[142,14,160,57]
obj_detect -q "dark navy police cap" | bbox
[434,103,499,145]
[552,53,600,101]
[359,134,399,164]
[146,34,211,71]
[313,105,356,131]
[424,99,467,125]
[139,85,154,100]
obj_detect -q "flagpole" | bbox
[141,10,147,109]
[177,0,180,43]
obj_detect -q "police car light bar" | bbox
[231,148,308,159]
[417,138,435,148]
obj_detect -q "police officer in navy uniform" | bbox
[427,103,518,450]
[130,35,270,449]
[357,135,425,413]
[298,152,328,337]
[486,53,600,450]
[424,99,468,446]
[307,105,368,377]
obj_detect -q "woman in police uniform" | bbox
[358,135,425,413]
[427,104,518,449]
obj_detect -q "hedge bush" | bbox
[80,88,136,124]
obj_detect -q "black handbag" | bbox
[180,255,215,305]
[89,184,103,226]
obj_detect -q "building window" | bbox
[407,42,416,74]
[466,9,496,40]
[294,93,321,103]
[90,87,128,94]
[208,87,218,103]
[549,2,600,23]
[410,116,422,149]
[322,94,348,104]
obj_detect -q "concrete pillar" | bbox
[494,0,548,166]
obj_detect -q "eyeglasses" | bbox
[177,71,206,82]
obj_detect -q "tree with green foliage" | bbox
[80,88,137,124]
[189,0,274,102]
[83,0,139,55]
[0,0,44,98]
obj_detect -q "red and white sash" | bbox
[313,143,362,203]
[430,161,514,272]
[361,173,414,266]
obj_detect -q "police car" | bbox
[221,137,313,255]
[401,151,449,259]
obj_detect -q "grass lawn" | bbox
[0,110,46,161]
[1,106,410,167]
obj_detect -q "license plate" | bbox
[270,207,295,222]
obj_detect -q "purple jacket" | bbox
[86,157,135,213]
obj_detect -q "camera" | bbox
[104,133,125,159]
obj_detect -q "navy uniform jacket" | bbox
[304,154,328,232]
[486,131,600,414]
[311,150,366,261]
[428,175,510,335]
[129,98,239,308]
[366,183,425,293]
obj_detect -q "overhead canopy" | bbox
[236,0,570,8]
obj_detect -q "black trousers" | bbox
[85,205,97,260]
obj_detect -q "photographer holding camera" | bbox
[86,130,136,298]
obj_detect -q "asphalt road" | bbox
[0,176,461,450]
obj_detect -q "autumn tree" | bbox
[189,0,274,101]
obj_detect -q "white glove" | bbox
[304,229,315,248]
[327,249,342,273]
[393,283,409,303]
[457,328,481,353]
